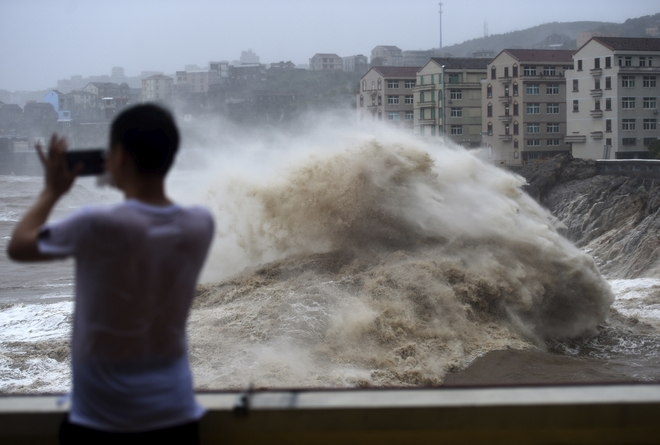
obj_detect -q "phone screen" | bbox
[65,149,106,176]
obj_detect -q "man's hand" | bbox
[38,134,80,199]
[7,134,79,262]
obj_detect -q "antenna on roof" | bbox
[484,20,489,38]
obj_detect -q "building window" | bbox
[527,123,540,133]
[504,85,510,97]
[573,100,579,112]
[644,137,658,146]
[622,97,635,109]
[594,58,600,69]
[547,103,560,114]
[577,60,583,71]
[546,84,559,94]
[378,95,382,105]
[450,125,463,135]
[487,103,493,117]
[359,95,364,107]
[643,76,657,88]
[378,79,382,89]
[504,67,509,78]
[573,79,579,92]
[513,65,518,77]
[405,95,413,104]
[523,66,536,76]
[514,139,519,149]
[543,66,556,76]
[527,139,541,146]
[625,57,632,67]
[513,102,519,116]
[487,84,492,98]
[644,97,657,109]
[513,122,519,135]
[547,123,560,133]
[405,80,415,88]
[487,122,493,135]
[513,83,518,96]
[491,66,496,79]
[419,91,425,103]
[450,90,462,100]
[644,119,657,130]
[387,80,399,89]
[605,98,611,110]
[595,79,601,90]
[606,119,612,132]
[387,96,399,104]
[526,103,540,114]
[405,111,414,120]
[640,57,647,67]
[622,76,635,88]
[622,138,636,146]
[388,111,400,121]
[594,100,601,111]
[451,108,462,118]
[526,84,540,95]
[605,57,611,68]
[547,139,561,146]
[605,77,611,89]
[622,119,636,131]
[504,124,510,135]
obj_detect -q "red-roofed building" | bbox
[482,49,575,166]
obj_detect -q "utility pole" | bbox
[438,2,443,53]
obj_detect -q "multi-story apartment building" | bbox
[141,74,173,102]
[343,55,369,74]
[565,37,660,159]
[414,58,488,146]
[309,54,343,71]
[175,69,220,94]
[371,46,403,67]
[482,49,574,165]
[357,66,420,130]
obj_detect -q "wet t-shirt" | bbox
[38,199,214,432]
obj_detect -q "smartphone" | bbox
[65,149,106,176]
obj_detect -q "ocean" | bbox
[1,122,659,393]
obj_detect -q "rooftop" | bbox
[429,57,489,70]
[369,66,422,78]
[591,37,660,52]
[499,49,575,63]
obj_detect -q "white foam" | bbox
[609,278,660,321]
[0,302,73,342]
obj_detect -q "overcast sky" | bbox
[1,0,658,92]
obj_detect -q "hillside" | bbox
[439,13,660,57]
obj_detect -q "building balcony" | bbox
[498,76,512,84]
[414,84,436,91]
[445,82,481,88]
[590,68,602,77]
[367,103,378,109]
[418,100,436,105]
[618,66,660,74]
[590,109,603,118]
[498,95,511,103]
[498,134,512,141]
[520,74,565,80]
[498,115,512,122]
[418,118,437,124]
[565,134,587,143]
[590,89,603,97]
[591,131,604,139]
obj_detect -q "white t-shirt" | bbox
[38,199,214,432]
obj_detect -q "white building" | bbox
[566,37,660,159]
[141,74,173,102]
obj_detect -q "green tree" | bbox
[648,139,660,159]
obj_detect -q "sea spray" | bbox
[186,131,614,388]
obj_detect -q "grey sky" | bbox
[1,0,658,92]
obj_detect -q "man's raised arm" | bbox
[7,134,80,262]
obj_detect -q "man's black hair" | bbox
[110,104,180,175]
